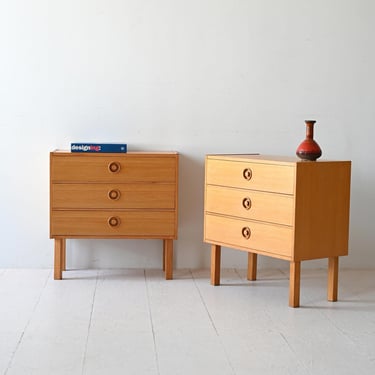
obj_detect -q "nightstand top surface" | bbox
[206,154,350,165]
[51,150,178,156]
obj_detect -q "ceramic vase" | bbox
[296,120,322,161]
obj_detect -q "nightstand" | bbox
[204,154,351,307]
[50,151,178,280]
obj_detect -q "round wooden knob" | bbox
[242,168,252,181]
[108,161,121,173]
[241,226,251,239]
[108,189,121,201]
[242,197,252,210]
[108,216,121,227]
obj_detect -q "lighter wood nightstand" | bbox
[204,154,351,307]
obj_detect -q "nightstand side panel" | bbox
[293,161,351,261]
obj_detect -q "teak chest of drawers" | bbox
[50,151,178,280]
[204,154,351,307]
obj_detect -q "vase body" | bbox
[296,120,322,161]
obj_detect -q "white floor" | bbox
[0,268,374,375]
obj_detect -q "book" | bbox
[71,143,127,153]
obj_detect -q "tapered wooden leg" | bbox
[328,256,339,302]
[289,261,301,307]
[211,245,221,286]
[162,241,166,271]
[164,239,173,280]
[247,253,257,281]
[61,238,66,271]
[54,239,63,280]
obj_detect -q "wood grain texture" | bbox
[210,245,221,285]
[50,151,178,280]
[289,261,301,307]
[54,238,63,280]
[205,158,295,194]
[204,154,351,307]
[247,253,257,281]
[293,161,351,261]
[328,256,339,301]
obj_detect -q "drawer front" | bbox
[206,159,295,194]
[51,155,177,183]
[51,183,176,209]
[204,214,293,258]
[51,211,176,237]
[205,185,294,226]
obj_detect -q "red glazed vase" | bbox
[296,120,322,161]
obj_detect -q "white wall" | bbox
[1,0,374,270]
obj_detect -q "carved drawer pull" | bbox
[242,197,252,210]
[108,189,121,201]
[241,226,251,239]
[242,168,252,181]
[108,216,121,228]
[108,161,121,173]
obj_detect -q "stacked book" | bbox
[71,143,127,153]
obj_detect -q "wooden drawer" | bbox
[51,211,176,237]
[51,154,177,183]
[205,185,294,226]
[51,183,176,209]
[206,158,295,194]
[204,214,293,258]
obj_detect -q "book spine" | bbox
[71,143,127,153]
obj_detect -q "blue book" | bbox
[71,143,127,153]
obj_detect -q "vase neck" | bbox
[305,121,316,139]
